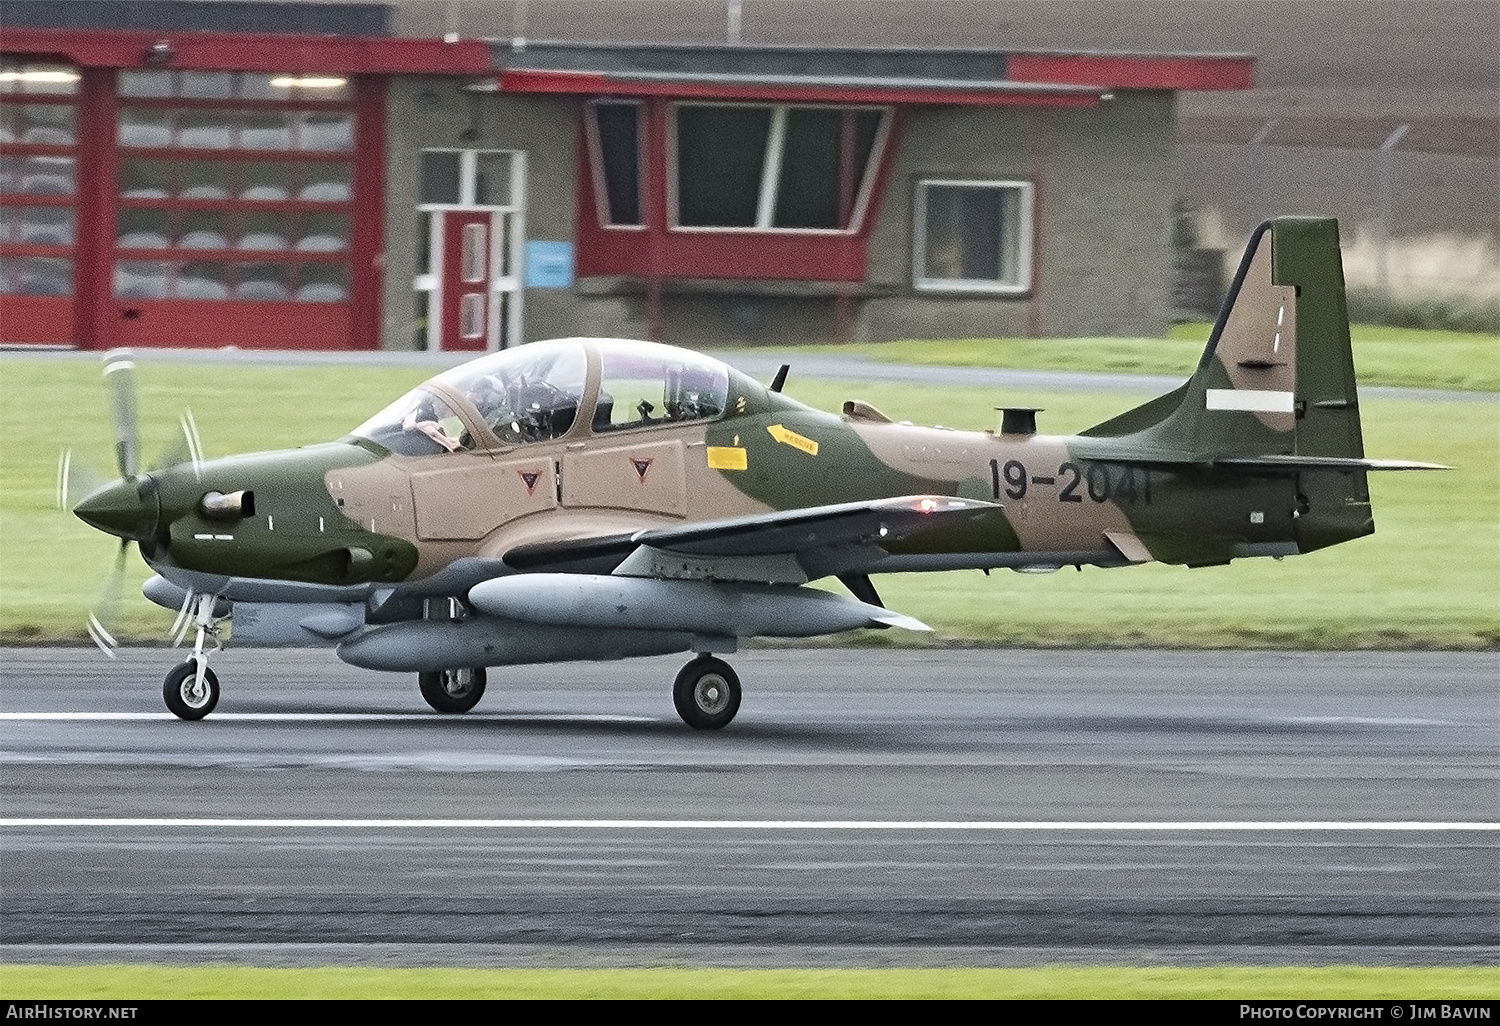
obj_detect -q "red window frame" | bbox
[0,63,82,343]
[576,96,902,283]
[1,58,386,350]
[103,71,382,349]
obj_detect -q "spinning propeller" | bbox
[58,350,203,656]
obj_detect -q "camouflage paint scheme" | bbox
[72,218,1439,725]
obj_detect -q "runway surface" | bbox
[2,647,1496,966]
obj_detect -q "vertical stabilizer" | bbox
[1080,218,1378,552]
[1082,218,1364,464]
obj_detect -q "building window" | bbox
[112,69,356,303]
[459,292,484,338]
[672,104,887,232]
[0,59,80,301]
[588,100,642,227]
[914,180,1032,293]
[119,70,352,103]
[420,149,520,209]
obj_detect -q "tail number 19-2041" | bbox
[991,459,1153,505]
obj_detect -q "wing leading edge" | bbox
[500,494,999,584]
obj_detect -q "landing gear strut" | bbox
[163,593,225,721]
[419,667,487,713]
[673,655,741,730]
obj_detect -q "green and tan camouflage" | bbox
[71,217,1442,728]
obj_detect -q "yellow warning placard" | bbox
[706,446,748,470]
[767,424,819,456]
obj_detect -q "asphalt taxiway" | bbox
[2,647,1496,965]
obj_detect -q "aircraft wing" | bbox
[501,494,999,584]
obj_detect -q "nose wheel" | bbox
[163,659,219,720]
[673,656,741,730]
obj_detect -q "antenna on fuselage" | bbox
[769,364,790,393]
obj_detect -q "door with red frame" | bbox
[436,209,498,352]
[416,149,523,352]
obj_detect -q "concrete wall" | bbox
[1041,92,1177,338]
[862,104,1034,341]
[380,78,580,350]
[571,283,843,347]
[862,90,1176,342]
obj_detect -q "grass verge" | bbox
[3,964,1496,999]
[794,323,1499,393]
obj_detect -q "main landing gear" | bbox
[419,667,487,713]
[673,655,741,730]
[163,593,225,721]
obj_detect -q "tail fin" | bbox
[1082,217,1362,461]
[1079,217,1443,553]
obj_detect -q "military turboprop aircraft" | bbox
[69,218,1441,728]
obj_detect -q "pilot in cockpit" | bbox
[465,375,506,425]
[401,393,464,453]
[401,377,511,452]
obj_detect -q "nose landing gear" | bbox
[163,593,225,721]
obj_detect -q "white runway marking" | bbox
[0,712,654,723]
[2,818,1495,831]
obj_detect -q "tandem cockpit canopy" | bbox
[350,338,733,456]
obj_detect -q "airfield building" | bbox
[0,1,1252,351]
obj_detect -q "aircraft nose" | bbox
[74,477,155,542]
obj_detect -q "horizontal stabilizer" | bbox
[1077,452,1449,473]
[1215,455,1450,472]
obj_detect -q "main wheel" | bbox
[163,660,219,721]
[419,667,486,713]
[672,657,741,730]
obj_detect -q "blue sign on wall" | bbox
[524,240,575,289]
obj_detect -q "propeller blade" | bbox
[56,448,108,512]
[85,613,119,659]
[102,349,141,480]
[169,589,196,648]
[180,410,204,480]
[153,410,205,480]
[56,449,70,511]
[86,540,130,659]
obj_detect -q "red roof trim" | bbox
[1008,53,1255,91]
[0,27,492,75]
[498,69,1100,108]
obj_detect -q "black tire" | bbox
[163,660,219,720]
[419,667,486,713]
[672,657,741,730]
